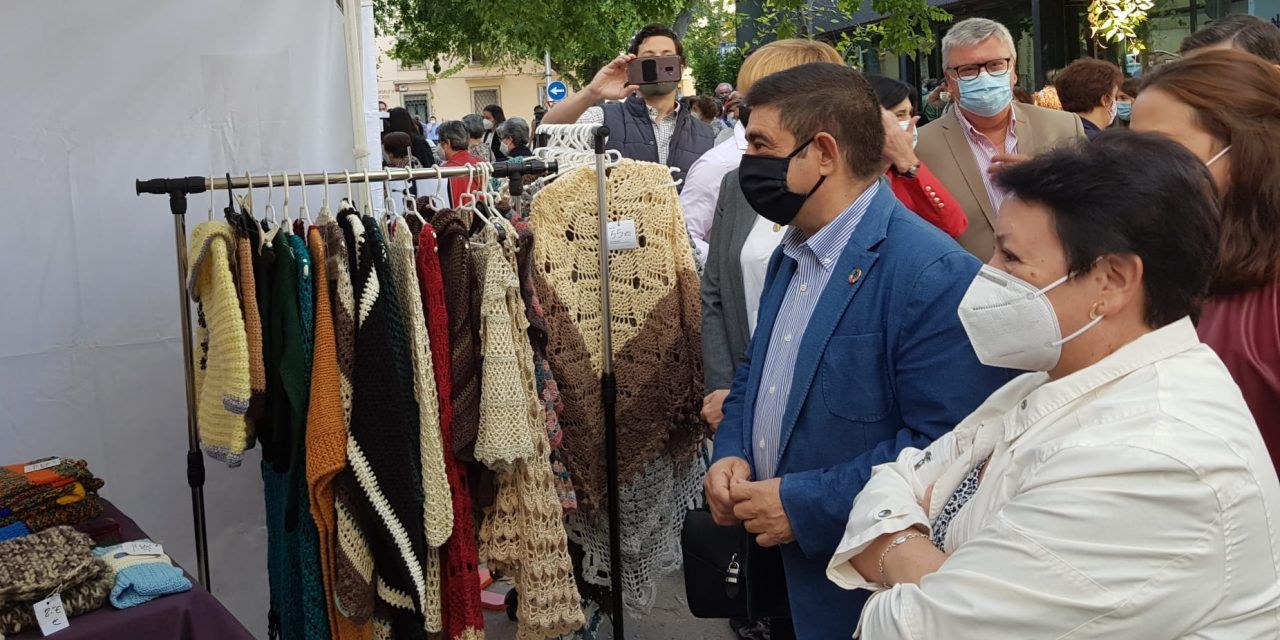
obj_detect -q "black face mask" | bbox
[738,137,826,227]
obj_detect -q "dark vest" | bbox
[600,95,714,191]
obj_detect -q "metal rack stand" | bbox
[134,157,557,589]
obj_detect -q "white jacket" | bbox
[828,318,1280,639]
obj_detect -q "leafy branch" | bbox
[1088,0,1156,50]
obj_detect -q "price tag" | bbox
[606,220,639,251]
[23,458,60,474]
[33,593,69,636]
[121,540,165,556]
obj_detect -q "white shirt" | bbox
[679,122,747,264]
[739,215,786,335]
[827,318,1280,639]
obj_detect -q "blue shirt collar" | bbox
[782,181,880,270]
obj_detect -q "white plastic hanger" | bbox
[363,169,374,216]
[298,171,312,226]
[280,171,294,235]
[317,171,334,224]
[342,170,355,211]
[403,167,426,226]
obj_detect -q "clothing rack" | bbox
[133,157,557,590]
[524,123,629,639]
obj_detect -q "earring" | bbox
[1089,302,1104,320]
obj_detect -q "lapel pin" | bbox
[848,267,863,285]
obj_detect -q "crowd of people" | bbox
[393,13,1280,638]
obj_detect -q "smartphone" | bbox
[627,55,682,85]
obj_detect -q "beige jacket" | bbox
[915,103,1085,262]
[827,318,1280,639]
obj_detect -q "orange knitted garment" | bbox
[236,235,267,420]
[305,227,369,640]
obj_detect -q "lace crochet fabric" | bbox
[564,456,705,615]
[477,222,585,639]
[530,160,705,516]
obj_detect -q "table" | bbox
[11,500,255,640]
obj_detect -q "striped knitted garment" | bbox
[236,233,268,421]
[415,224,485,640]
[187,221,252,466]
[427,208,481,457]
[478,221,585,639]
[341,211,429,639]
[0,526,113,635]
[0,460,104,531]
[306,226,370,640]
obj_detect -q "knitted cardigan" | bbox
[427,208,481,457]
[187,221,252,466]
[510,217,576,511]
[263,233,309,472]
[477,221,585,639]
[236,233,268,421]
[338,212,429,639]
[530,161,705,515]
[415,224,486,640]
[0,526,113,635]
[306,225,370,640]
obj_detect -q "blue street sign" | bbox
[547,80,568,101]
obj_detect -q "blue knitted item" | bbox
[109,562,192,608]
[0,521,29,542]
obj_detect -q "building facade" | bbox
[376,36,559,126]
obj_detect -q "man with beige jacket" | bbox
[917,18,1085,261]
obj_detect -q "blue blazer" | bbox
[711,185,1013,638]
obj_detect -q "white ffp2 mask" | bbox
[957,265,1103,371]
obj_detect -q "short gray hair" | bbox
[496,117,530,146]
[461,113,486,140]
[437,120,469,151]
[942,18,1017,70]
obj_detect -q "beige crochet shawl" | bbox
[530,160,705,515]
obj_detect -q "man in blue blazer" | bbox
[706,63,1012,638]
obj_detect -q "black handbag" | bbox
[681,509,790,620]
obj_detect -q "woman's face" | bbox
[991,197,1103,367]
[1130,87,1230,189]
[888,97,912,122]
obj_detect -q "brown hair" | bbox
[746,63,884,180]
[1142,49,1280,294]
[1055,58,1123,113]
[1180,14,1280,64]
[736,39,844,95]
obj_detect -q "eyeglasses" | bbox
[947,58,1012,81]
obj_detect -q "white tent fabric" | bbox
[0,1,359,635]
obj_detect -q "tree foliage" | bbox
[753,0,951,58]
[374,0,692,87]
[1088,0,1156,51]
[684,2,746,95]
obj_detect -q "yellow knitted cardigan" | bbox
[187,221,251,466]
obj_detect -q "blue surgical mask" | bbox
[1116,101,1132,122]
[957,71,1013,118]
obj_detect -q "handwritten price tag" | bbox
[606,220,639,251]
[23,458,60,474]
[121,540,165,556]
[34,593,69,636]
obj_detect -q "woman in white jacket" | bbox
[828,131,1280,639]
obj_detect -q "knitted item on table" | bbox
[529,160,705,515]
[0,526,113,635]
[473,225,537,468]
[306,226,370,640]
[387,217,453,550]
[237,233,268,421]
[415,224,486,640]
[479,220,585,640]
[427,208,481,457]
[95,541,192,609]
[0,521,29,542]
[510,218,577,512]
[187,221,252,466]
[342,211,430,639]
[0,460,105,531]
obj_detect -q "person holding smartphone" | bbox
[540,23,714,190]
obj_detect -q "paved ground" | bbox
[482,569,737,640]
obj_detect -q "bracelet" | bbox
[877,532,929,586]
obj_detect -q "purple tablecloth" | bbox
[12,500,255,640]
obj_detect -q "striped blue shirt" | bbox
[751,183,880,479]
